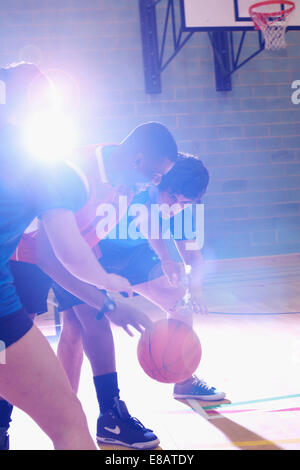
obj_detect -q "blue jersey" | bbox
[0,125,87,318]
[101,190,196,251]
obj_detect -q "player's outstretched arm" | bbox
[35,226,107,310]
[146,237,184,288]
[175,240,207,315]
[175,239,204,287]
[40,209,133,297]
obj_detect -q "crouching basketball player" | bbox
[54,155,226,450]
[0,62,141,451]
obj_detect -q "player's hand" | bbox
[107,304,154,337]
[161,259,185,287]
[187,270,208,315]
[103,274,133,297]
[191,297,208,315]
[168,309,193,327]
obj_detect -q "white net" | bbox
[250,2,295,50]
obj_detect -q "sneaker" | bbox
[173,376,226,401]
[97,398,159,450]
[0,428,9,451]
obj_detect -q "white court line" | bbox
[186,399,210,419]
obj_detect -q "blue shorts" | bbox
[0,308,33,349]
[0,263,34,348]
[53,240,164,311]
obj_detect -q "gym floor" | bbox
[10,254,300,450]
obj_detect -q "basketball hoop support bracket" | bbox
[139,0,265,93]
[139,0,162,93]
[139,0,194,93]
[209,31,232,92]
[208,30,265,91]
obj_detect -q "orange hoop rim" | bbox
[249,0,295,20]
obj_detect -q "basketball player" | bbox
[54,155,226,450]
[0,62,178,450]
[2,156,225,450]
[0,61,127,451]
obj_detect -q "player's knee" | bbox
[163,287,187,313]
[75,306,112,334]
[62,310,82,342]
[86,314,112,337]
[47,392,88,442]
[96,315,111,330]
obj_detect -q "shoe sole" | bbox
[174,392,226,401]
[97,437,160,450]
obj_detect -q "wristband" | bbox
[96,292,116,321]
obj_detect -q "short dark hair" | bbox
[158,153,209,199]
[121,122,178,163]
[0,61,41,81]
[0,62,51,108]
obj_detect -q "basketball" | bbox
[137,318,202,384]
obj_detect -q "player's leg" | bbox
[57,309,84,394]
[0,262,97,450]
[0,311,36,450]
[0,320,96,450]
[53,285,119,411]
[0,399,13,450]
[53,284,117,379]
[0,261,54,449]
[73,304,116,377]
[74,302,159,450]
[52,279,159,450]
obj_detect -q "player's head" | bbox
[0,62,54,125]
[157,153,209,208]
[114,122,178,189]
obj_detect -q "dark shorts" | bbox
[53,240,163,311]
[9,241,163,314]
[0,308,34,349]
[10,261,53,315]
[99,240,163,286]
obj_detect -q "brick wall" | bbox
[1,0,300,260]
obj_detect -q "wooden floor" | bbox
[10,254,300,450]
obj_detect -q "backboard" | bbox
[181,0,300,31]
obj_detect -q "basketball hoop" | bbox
[249,1,296,50]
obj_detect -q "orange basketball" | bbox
[137,318,202,384]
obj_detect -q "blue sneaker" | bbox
[0,428,9,450]
[173,376,226,401]
[97,398,160,450]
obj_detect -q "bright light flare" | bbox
[24,109,78,163]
